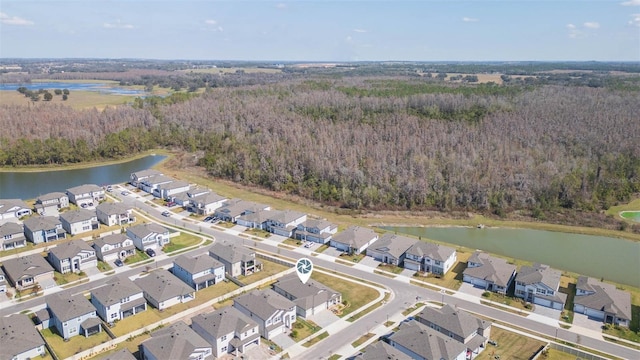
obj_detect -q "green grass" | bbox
[474,327,545,360]
[544,348,583,360]
[282,238,302,246]
[402,302,424,316]
[328,355,341,360]
[377,263,405,274]
[559,276,576,323]
[302,331,329,347]
[336,252,365,263]
[315,244,330,253]
[290,318,321,341]
[347,292,391,322]
[351,333,375,348]
[620,211,640,222]
[244,228,272,238]
[41,327,112,360]
[162,233,201,253]
[481,291,532,313]
[237,259,290,284]
[311,272,380,318]
[53,271,87,286]
[124,249,150,264]
[412,251,470,290]
[97,260,112,272]
[373,270,396,278]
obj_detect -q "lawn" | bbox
[543,348,581,360]
[337,252,365,263]
[0,89,138,110]
[123,249,150,264]
[162,233,201,253]
[290,318,321,342]
[97,260,112,272]
[402,302,425,316]
[412,250,470,290]
[282,238,302,246]
[311,272,380,317]
[244,228,272,238]
[315,244,330,253]
[474,327,545,360]
[302,331,329,347]
[347,292,391,322]
[53,271,87,286]
[237,259,291,284]
[558,276,576,323]
[481,291,532,313]
[41,327,112,360]
[377,263,405,274]
[351,333,375,348]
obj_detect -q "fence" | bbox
[548,342,611,360]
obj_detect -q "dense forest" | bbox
[1,62,639,229]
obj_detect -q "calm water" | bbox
[382,226,640,288]
[0,82,146,95]
[0,155,166,200]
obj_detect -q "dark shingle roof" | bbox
[191,307,257,339]
[388,320,466,360]
[96,349,137,360]
[134,270,194,303]
[233,289,295,321]
[0,222,23,237]
[47,292,96,323]
[93,233,130,248]
[173,254,223,274]
[96,202,131,215]
[331,226,378,248]
[66,184,102,195]
[60,209,96,223]
[208,242,255,263]
[355,341,412,360]
[49,240,94,260]
[0,313,45,360]
[515,263,561,289]
[574,276,632,320]
[2,254,54,282]
[463,251,516,287]
[23,216,62,232]
[141,321,210,360]
[370,233,417,258]
[37,192,67,202]
[127,223,168,239]
[273,273,341,310]
[91,276,143,307]
[417,304,491,339]
[406,241,455,262]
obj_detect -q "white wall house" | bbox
[134,270,195,310]
[0,199,32,220]
[130,169,163,188]
[265,210,307,237]
[23,216,67,244]
[66,184,105,207]
[47,240,97,274]
[126,223,170,251]
[154,180,190,200]
[91,276,147,323]
[330,226,379,254]
[59,209,99,235]
[92,233,136,262]
[233,289,297,340]
[403,241,457,275]
[573,276,632,327]
[515,263,566,310]
[293,219,337,244]
[0,314,47,360]
[140,322,212,360]
[47,293,102,340]
[191,307,261,358]
[96,202,135,226]
[35,192,69,215]
[0,222,26,251]
[172,254,225,290]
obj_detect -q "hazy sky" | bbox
[1,0,639,61]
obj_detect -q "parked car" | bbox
[121,191,130,196]
[166,201,175,207]
[114,259,124,267]
[145,248,156,257]
[161,211,171,217]
[204,216,214,222]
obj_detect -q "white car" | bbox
[121,191,130,196]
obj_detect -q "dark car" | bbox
[114,258,124,267]
[145,248,156,257]
[204,216,214,222]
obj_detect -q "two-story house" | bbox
[0,199,32,220]
[330,226,379,255]
[191,307,260,358]
[34,192,69,215]
[214,199,271,223]
[515,263,566,310]
[140,321,212,360]
[573,276,632,327]
[233,289,297,340]
[366,233,417,267]
[2,254,55,290]
[139,174,175,194]
[66,184,105,207]
[171,186,210,207]
[463,251,517,295]
[265,210,307,237]
[293,219,338,244]
[0,222,26,251]
[0,314,47,360]
[46,292,102,340]
[388,320,467,360]
[134,270,195,310]
[272,273,342,318]
[186,191,227,215]
[356,342,412,360]
[208,242,262,277]
[236,209,273,230]
[403,241,457,275]
[96,202,135,226]
[91,276,147,323]
[59,209,99,235]
[130,169,163,188]
[92,233,136,262]
[172,254,225,290]
[417,304,492,357]
[126,223,170,251]
[47,240,97,274]
[154,180,191,200]
[23,216,67,244]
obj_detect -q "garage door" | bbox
[534,297,552,308]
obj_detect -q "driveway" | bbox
[458,282,487,298]
[572,313,605,333]
[268,234,288,243]
[271,331,296,349]
[322,247,343,258]
[532,304,562,320]
[308,309,341,328]
[359,256,380,268]
[39,277,57,290]
[84,266,102,278]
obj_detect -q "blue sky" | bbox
[1,0,639,61]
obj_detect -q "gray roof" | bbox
[66,184,102,195]
[60,208,96,223]
[515,263,561,290]
[47,292,96,323]
[23,216,62,232]
[215,199,269,218]
[132,169,162,179]
[355,341,412,360]
[574,276,632,320]
[142,174,175,185]
[96,349,137,360]
[389,320,467,360]
[0,222,23,237]
[370,233,417,258]
[463,251,516,287]
[93,233,131,248]
[273,273,341,310]
[134,270,194,303]
[37,192,67,202]
[417,304,491,339]
[209,242,255,264]
[96,202,131,215]
[173,254,224,274]
[238,209,274,224]
[142,321,210,360]
[158,180,190,191]
[0,199,30,214]
[268,210,306,224]
[406,241,456,262]
[233,289,296,321]
[300,219,335,232]
[191,306,258,339]
[2,254,54,282]
[331,226,378,248]
[91,276,144,307]
[193,191,226,205]
[49,240,94,260]
[127,223,168,239]
[0,313,45,360]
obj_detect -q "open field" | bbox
[475,327,545,360]
[178,67,282,74]
[0,90,136,110]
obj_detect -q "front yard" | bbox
[474,327,545,360]
[123,249,150,265]
[412,250,470,290]
[41,327,112,360]
[162,233,202,253]
[236,259,291,284]
[289,318,321,341]
[311,272,380,318]
[53,270,87,286]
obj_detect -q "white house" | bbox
[172,254,225,290]
[403,241,457,275]
[130,169,163,188]
[134,270,195,310]
[139,174,175,194]
[47,240,97,274]
[96,202,135,226]
[214,199,271,223]
[233,289,297,340]
[0,222,26,251]
[293,219,338,244]
[330,226,379,254]
[366,233,417,266]
[140,321,212,360]
[388,320,467,360]
[191,307,261,358]
[66,184,105,207]
[46,292,102,340]
[265,210,307,237]
[573,276,632,327]
[462,251,517,294]
[515,263,567,310]
[0,314,47,360]
[91,276,147,323]
[236,209,273,230]
[272,273,342,318]
[154,180,191,199]
[187,191,227,215]
[23,216,67,244]
[92,233,136,262]
[208,242,262,277]
[126,223,170,251]
[0,199,32,220]
[59,209,99,235]
[35,192,69,215]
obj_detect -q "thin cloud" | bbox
[462,17,479,22]
[353,29,367,33]
[630,13,640,27]
[0,12,34,26]
[103,20,134,29]
[620,0,640,6]
[204,19,223,32]
[276,3,287,9]
[205,19,217,25]
[583,22,600,29]
[566,23,582,38]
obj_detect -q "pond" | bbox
[381,226,640,288]
[0,155,166,200]
[0,82,146,96]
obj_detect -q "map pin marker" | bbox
[296,258,313,284]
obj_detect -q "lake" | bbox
[0,155,166,200]
[0,82,146,96]
[381,226,640,288]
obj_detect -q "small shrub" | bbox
[289,330,298,338]
[482,291,491,298]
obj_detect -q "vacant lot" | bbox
[311,271,380,317]
[475,327,545,360]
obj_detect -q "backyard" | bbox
[41,327,112,360]
[474,327,545,360]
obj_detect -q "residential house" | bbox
[573,276,632,327]
[59,209,99,235]
[272,273,342,318]
[208,242,262,277]
[130,169,163,188]
[404,241,457,275]
[388,320,467,360]
[34,308,51,330]
[91,276,147,323]
[214,199,271,223]
[186,191,227,215]
[191,307,260,358]
[66,184,105,207]
[127,223,170,251]
[97,349,137,360]
[92,233,136,262]
[47,239,97,274]
[154,180,191,200]
[233,289,297,340]
[96,202,136,226]
[172,254,225,290]
[23,216,67,244]
[462,251,517,294]
[330,226,379,255]
[134,270,195,310]
[293,219,338,244]
[170,186,211,207]
[0,268,6,293]
[0,199,32,220]
[0,222,26,251]
[416,304,492,358]
[236,209,273,230]
[0,314,47,360]
[265,210,307,237]
[515,263,567,310]
[139,321,212,360]
[34,192,69,215]
[46,292,102,340]
[355,341,412,360]
[139,174,175,194]
[366,233,417,266]
[2,254,55,290]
